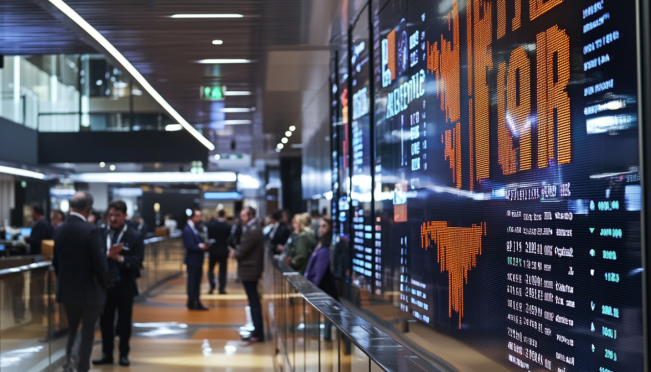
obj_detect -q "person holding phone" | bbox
[93,200,144,367]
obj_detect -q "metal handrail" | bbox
[271,257,444,372]
[0,261,51,277]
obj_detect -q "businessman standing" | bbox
[93,200,144,367]
[184,209,209,310]
[207,210,232,294]
[231,206,265,342]
[53,191,110,372]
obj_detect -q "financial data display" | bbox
[370,0,644,370]
[350,6,376,292]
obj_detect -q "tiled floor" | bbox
[89,261,273,372]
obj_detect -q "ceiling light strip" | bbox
[197,59,253,64]
[0,165,46,180]
[49,0,215,151]
[171,14,243,18]
[69,172,237,184]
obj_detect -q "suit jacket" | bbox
[27,218,53,255]
[207,219,232,257]
[183,223,205,266]
[270,223,291,247]
[100,225,145,296]
[234,221,264,282]
[52,214,110,306]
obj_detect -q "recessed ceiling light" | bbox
[281,138,288,144]
[223,91,252,96]
[49,0,214,151]
[109,165,116,171]
[277,143,284,149]
[197,59,253,64]
[214,154,221,160]
[285,131,292,137]
[221,108,252,113]
[212,40,224,45]
[289,126,296,131]
[171,14,243,18]
[99,162,106,168]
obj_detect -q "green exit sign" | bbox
[201,86,225,100]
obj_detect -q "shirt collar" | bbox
[187,220,196,231]
[69,212,87,222]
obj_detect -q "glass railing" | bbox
[0,236,184,371]
[265,252,446,372]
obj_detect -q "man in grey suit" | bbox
[230,206,265,342]
[53,191,110,372]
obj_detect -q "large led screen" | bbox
[371,0,643,370]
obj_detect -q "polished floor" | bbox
[87,260,273,372]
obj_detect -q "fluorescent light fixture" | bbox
[113,188,144,197]
[197,59,253,64]
[165,124,183,131]
[281,138,288,144]
[49,0,214,151]
[285,131,292,137]
[221,108,252,113]
[223,120,252,125]
[171,14,243,18]
[69,172,237,184]
[289,125,296,131]
[50,188,76,196]
[204,192,243,200]
[291,144,303,148]
[224,91,251,96]
[212,40,224,45]
[0,165,45,180]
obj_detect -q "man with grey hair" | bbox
[53,191,110,372]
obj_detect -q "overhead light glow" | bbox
[197,59,253,64]
[0,165,46,180]
[165,124,183,131]
[237,174,261,189]
[277,143,284,149]
[224,91,251,96]
[171,14,243,18]
[109,165,116,171]
[212,40,224,45]
[281,138,288,144]
[223,120,252,125]
[214,154,221,160]
[99,162,106,168]
[289,126,296,131]
[69,172,237,184]
[49,0,214,151]
[285,131,292,137]
[221,108,252,113]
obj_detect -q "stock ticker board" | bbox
[342,0,644,370]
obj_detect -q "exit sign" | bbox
[201,86,225,100]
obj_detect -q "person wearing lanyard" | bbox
[93,201,144,367]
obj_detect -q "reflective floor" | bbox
[86,260,273,372]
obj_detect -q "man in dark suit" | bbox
[93,200,144,367]
[207,210,232,294]
[230,206,265,342]
[269,210,291,253]
[25,205,53,256]
[184,209,209,310]
[53,191,110,372]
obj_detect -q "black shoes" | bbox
[188,300,209,311]
[219,290,227,295]
[92,355,114,365]
[208,288,214,294]
[119,356,130,366]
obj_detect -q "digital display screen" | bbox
[366,0,643,370]
[21,228,32,238]
[350,6,377,292]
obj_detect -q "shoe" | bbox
[193,301,209,311]
[187,301,195,310]
[119,356,130,366]
[208,288,214,294]
[92,355,114,365]
[219,290,227,295]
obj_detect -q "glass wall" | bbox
[0,55,170,132]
